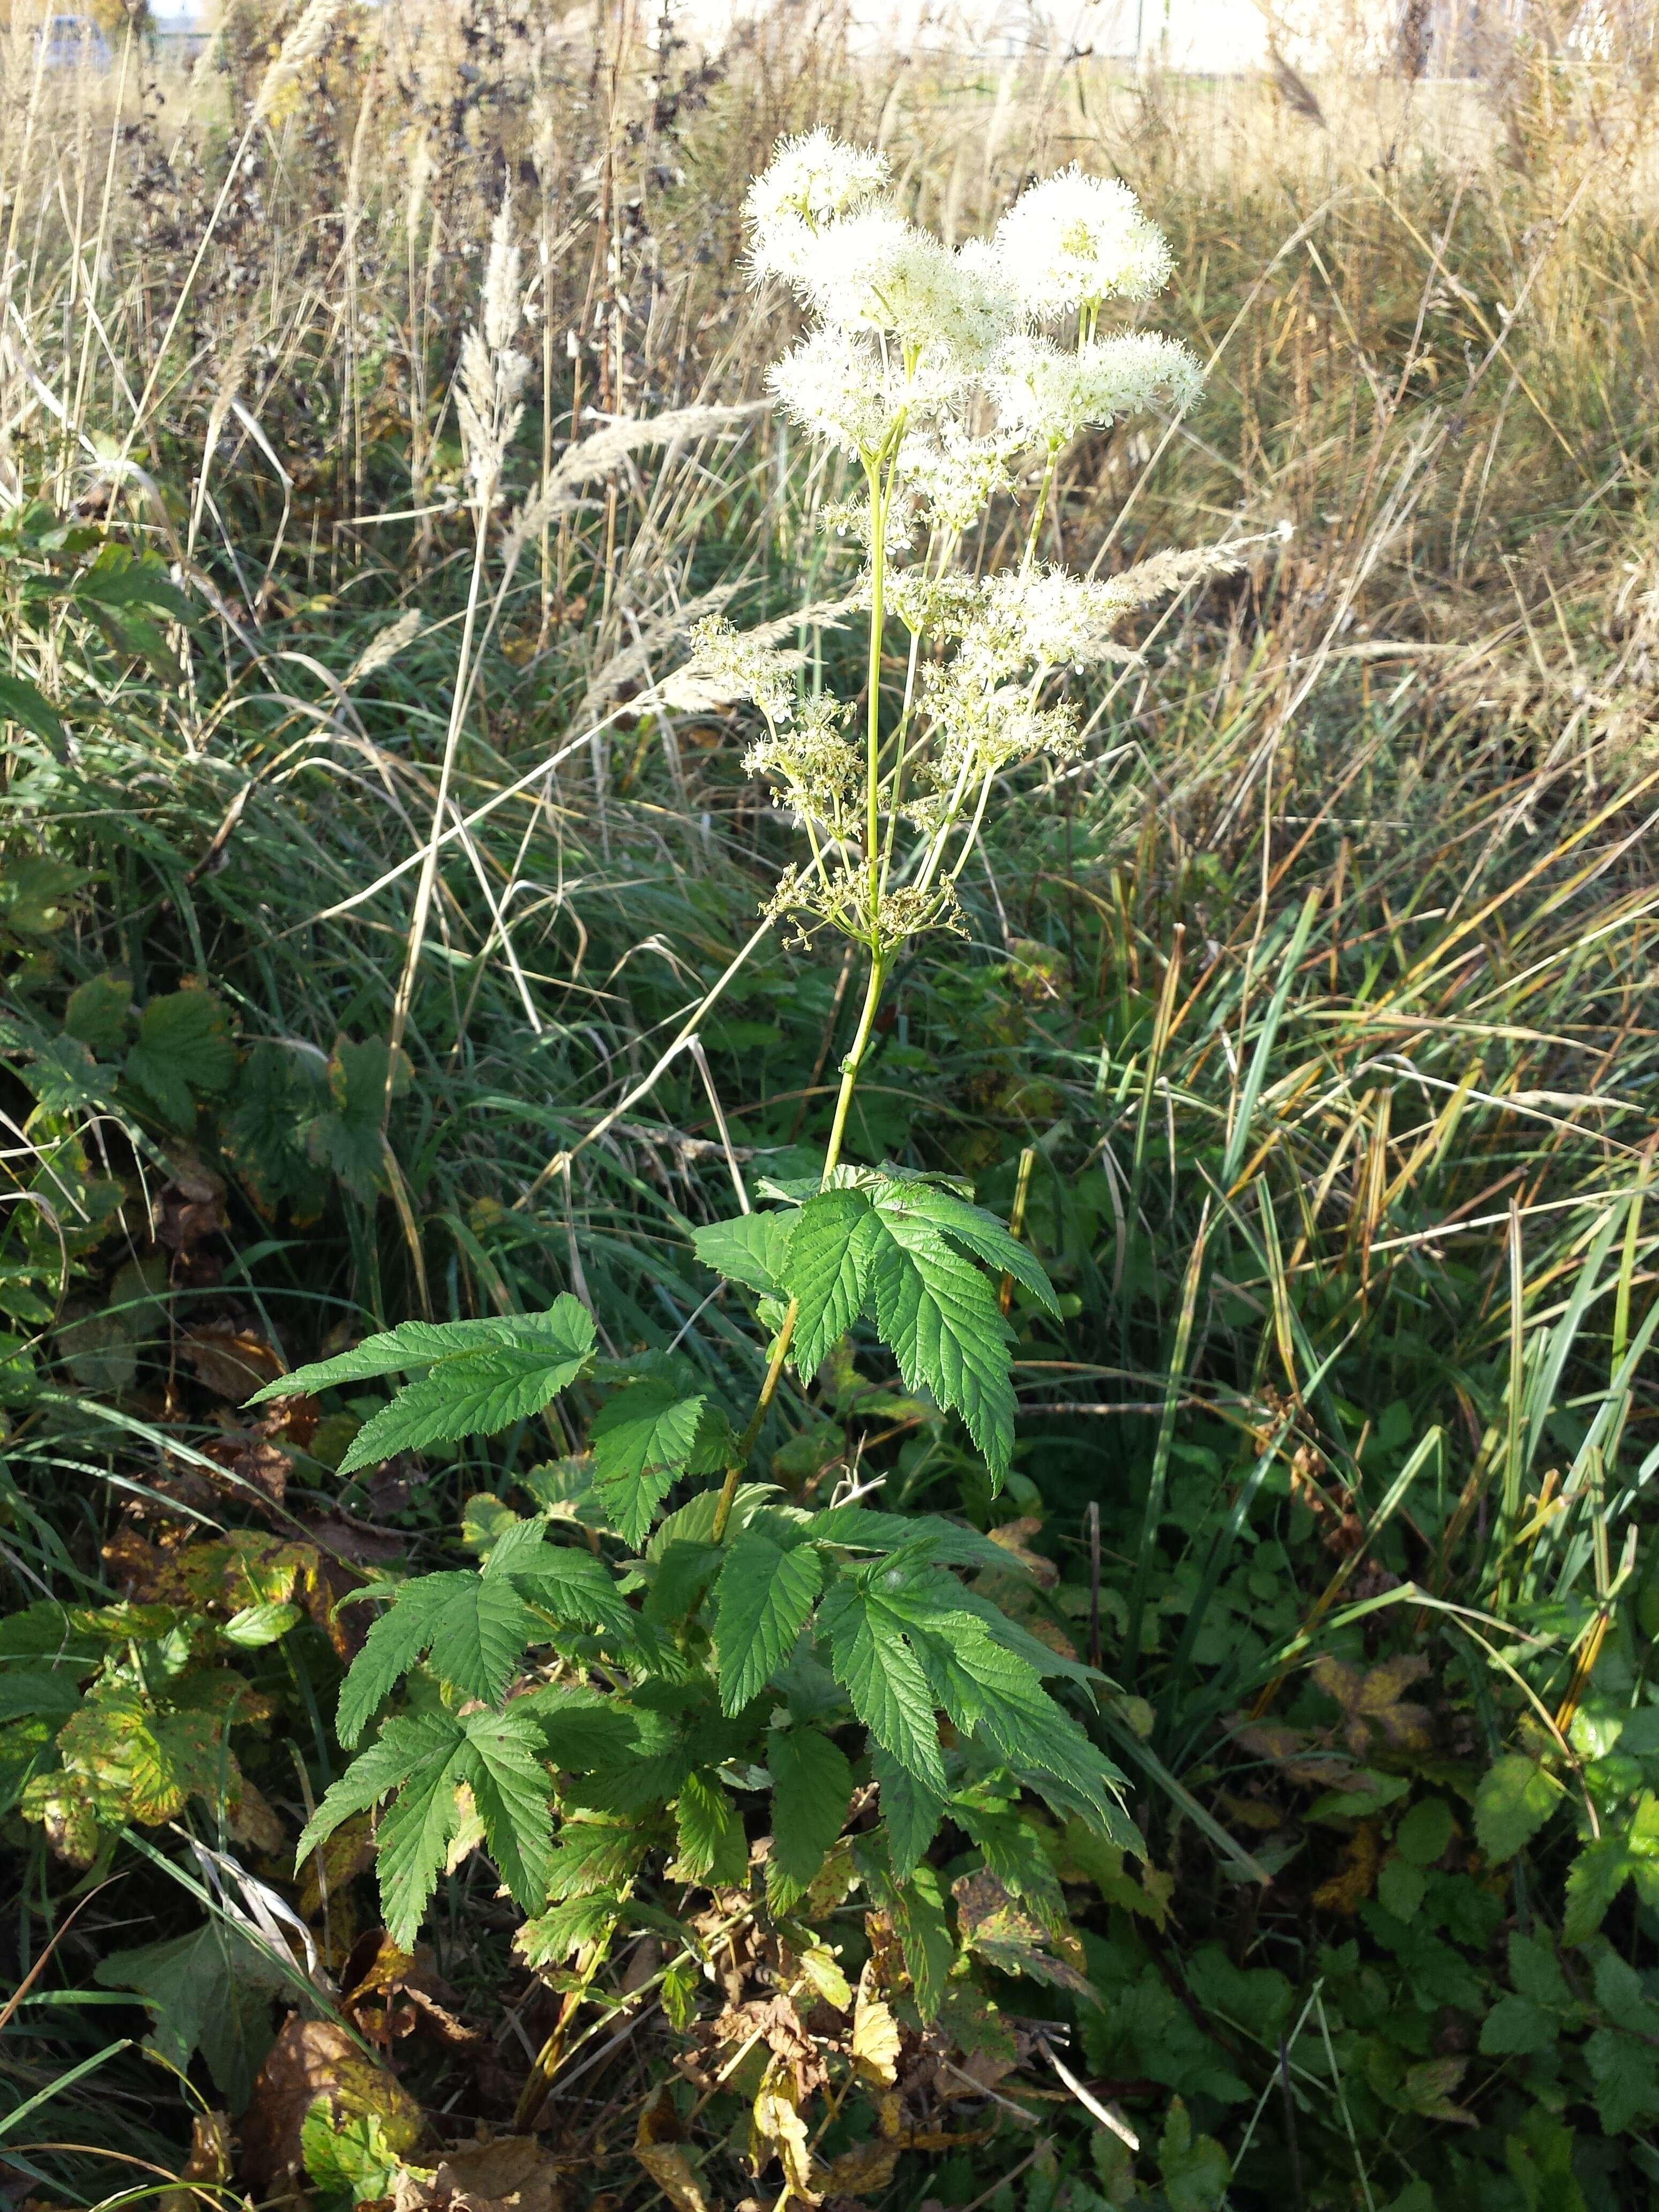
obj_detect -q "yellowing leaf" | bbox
[850,1984,901,2085]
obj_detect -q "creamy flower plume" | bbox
[745,130,892,283]
[990,330,1202,450]
[993,167,1175,318]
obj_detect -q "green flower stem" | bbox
[863,458,889,913]
[712,946,888,1543]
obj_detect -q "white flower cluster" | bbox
[992,167,1174,317]
[990,331,1203,452]
[747,134,1200,474]
[725,131,1218,963]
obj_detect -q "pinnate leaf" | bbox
[715,1523,823,1714]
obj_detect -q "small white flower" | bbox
[675,614,798,725]
[989,330,1201,450]
[899,424,1014,536]
[745,129,891,282]
[769,327,960,461]
[993,166,1174,318]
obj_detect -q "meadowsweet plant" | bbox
[252,133,1213,2180]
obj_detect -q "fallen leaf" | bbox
[160,2109,232,2212]
[635,2089,718,2212]
[240,2016,425,2195]
[1311,1821,1381,1914]
[1312,1653,1434,1757]
[182,1320,288,1401]
[850,1983,901,2087]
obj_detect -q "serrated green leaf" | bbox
[871,1743,944,1879]
[673,1770,747,1884]
[692,1212,793,1296]
[768,1725,853,1901]
[464,1706,554,1911]
[248,1299,595,1405]
[1587,2022,1659,2134]
[515,1891,622,1969]
[818,1577,946,1796]
[1394,1797,1454,1867]
[868,1210,1015,1485]
[1479,1994,1558,2057]
[1474,1754,1562,1863]
[589,1380,706,1549]
[490,1525,634,1633]
[377,1729,478,1950]
[1508,1931,1572,2010]
[339,1342,593,1475]
[884,1860,954,2023]
[63,974,131,1056]
[782,1189,883,1376]
[295,1710,466,1864]
[335,1573,529,1744]
[874,1180,1059,1319]
[546,1817,651,1901]
[125,992,235,1127]
[337,1579,462,1747]
[805,1504,1029,1579]
[714,1526,823,1714]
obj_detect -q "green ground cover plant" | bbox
[3,7,1659,2210]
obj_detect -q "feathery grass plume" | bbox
[345,610,424,687]
[455,195,529,506]
[253,0,342,123]
[405,137,433,253]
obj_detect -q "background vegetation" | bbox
[4,3,1659,2207]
